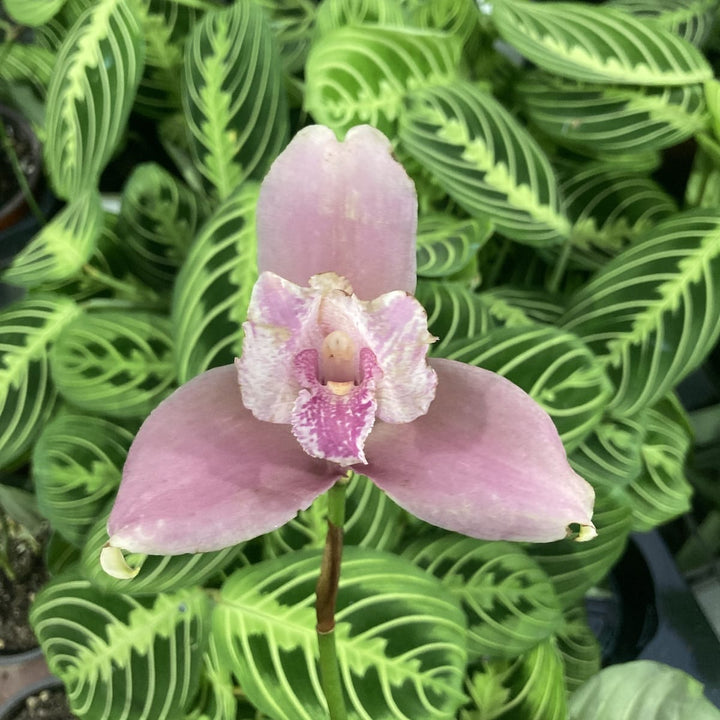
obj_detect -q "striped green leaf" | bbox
[560,168,677,270]
[607,0,718,48]
[417,214,491,278]
[44,0,145,199]
[527,488,633,609]
[482,286,565,326]
[257,0,317,77]
[305,24,463,136]
[3,190,103,289]
[264,474,403,558]
[403,533,563,660]
[462,639,567,720]
[33,412,137,546]
[0,44,55,93]
[492,0,712,86]
[117,163,206,290]
[628,395,693,531]
[81,514,244,596]
[49,308,175,418]
[399,80,570,246]
[172,184,258,383]
[562,209,720,415]
[556,605,601,694]
[519,72,708,155]
[314,0,407,37]
[407,0,483,46]
[135,0,203,118]
[31,575,211,720]
[4,0,67,26]
[213,548,468,720]
[445,325,613,451]
[0,295,80,469]
[415,281,533,356]
[182,1,289,201]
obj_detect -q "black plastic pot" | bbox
[0,677,62,720]
[587,530,720,707]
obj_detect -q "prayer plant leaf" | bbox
[182,1,289,202]
[482,286,565,326]
[3,190,103,289]
[256,0,317,77]
[527,488,633,609]
[33,412,137,546]
[444,325,613,451]
[30,575,211,720]
[4,0,67,27]
[81,514,244,596]
[627,394,693,531]
[461,638,567,720]
[117,163,206,290]
[399,80,570,247]
[49,308,175,418]
[416,214,491,278]
[305,24,463,136]
[213,547,468,720]
[556,605,602,694]
[172,183,259,384]
[415,281,534,356]
[313,0,407,37]
[568,661,720,720]
[403,533,564,660]
[560,168,677,270]
[491,0,712,86]
[0,295,80,469]
[264,474,404,558]
[518,72,708,155]
[562,209,720,416]
[0,43,55,92]
[606,0,718,48]
[136,0,203,118]
[44,0,145,200]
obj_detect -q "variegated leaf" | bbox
[492,0,712,85]
[4,0,67,26]
[417,214,491,278]
[399,80,570,246]
[44,0,145,199]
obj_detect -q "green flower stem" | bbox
[316,478,349,720]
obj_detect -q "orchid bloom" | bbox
[102,125,595,573]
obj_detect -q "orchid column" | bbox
[102,125,595,719]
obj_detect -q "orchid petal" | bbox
[107,365,340,555]
[362,358,596,543]
[256,125,417,300]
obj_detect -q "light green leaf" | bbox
[31,575,211,720]
[81,514,244,596]
[3,190,103,289]
[117,163,206,290]
[182,1,289,201]
[264,474,403,558]
[0,295,80,469]
[462,639,567,720]
[45,0,146,199]
[417,214,491,278]
[568,661,720,720]
[481,286,565,326]
[527,488,633,609]
[556,605,601,694]
[305,24,463,136]
[33,412,137,546]
[519,72,708,155]
[4,0,67,26]
[214,547,468,720]
[172,184,258,383]
[492,0,712,85]
[0,44,55,93]
[444,325,613,450]
[562,209,720,415]
[607,0,718,48]
[257,0,317,77]
[49,307,175,417]
[399,80,570,246]
[403,533,564,660]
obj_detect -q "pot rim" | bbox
[0,676,63,720]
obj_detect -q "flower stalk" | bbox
[316,477,349,720]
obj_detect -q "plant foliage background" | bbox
[1,0,720,718]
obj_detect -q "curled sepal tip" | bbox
[100,543,140,580]
[574,524,597,542]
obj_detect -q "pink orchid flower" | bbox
[103,125,595,569]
